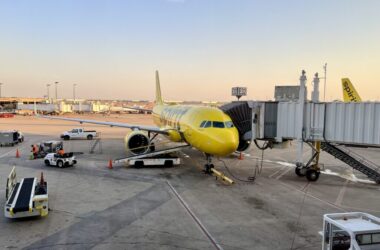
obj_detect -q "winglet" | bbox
[341,78,362,102]
[155,70,163,105]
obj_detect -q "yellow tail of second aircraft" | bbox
[341,78,362,102]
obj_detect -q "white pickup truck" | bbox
[60,128,98,140]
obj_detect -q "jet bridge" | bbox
[221,71,380,183]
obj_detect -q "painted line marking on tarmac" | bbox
[278,181,347,212]
[269,166,286,178]
[0,149,16,158]
[335,179,349,206]
[275,167,293,180]
[166,181,223,250]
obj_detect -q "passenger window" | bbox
[204,121,211,128]
[213,121,225,128]
[225,121,234,128]
[200,121,206,128]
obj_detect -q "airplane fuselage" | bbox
[152,104,239,156]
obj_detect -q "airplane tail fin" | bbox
[342,78,362,102]
[155,70,163,105]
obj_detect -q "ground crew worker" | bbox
[57,148,65,156]
[31,144,38,159]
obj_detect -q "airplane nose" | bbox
[220,132,239,155]
[228,134,239,153]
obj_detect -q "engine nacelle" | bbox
[167,129,182,142]
[125,131,150,155]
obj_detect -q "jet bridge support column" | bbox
[295,72,322,181]
[310,73,322,176]
[296,70,307,168]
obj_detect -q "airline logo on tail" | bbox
[341,78,362,102]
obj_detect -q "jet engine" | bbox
[125,131,151,155]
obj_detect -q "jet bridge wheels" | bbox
[305,169,320,182]
[295,165,320,181]
[295,166,306,177]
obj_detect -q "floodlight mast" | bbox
[232,87,247,101]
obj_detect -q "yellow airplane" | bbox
[341,78,362,102]
[42,71,239,172]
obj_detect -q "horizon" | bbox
[1,0,380,101]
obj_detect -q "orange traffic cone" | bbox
[108,159,113,169]
[238,152,244,160]
[16,148,20,158]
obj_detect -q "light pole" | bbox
[0,83,3,98]
[46,84,51,101]
[323,63,327,101]
[73,84,77,102]
[54,82,59,101]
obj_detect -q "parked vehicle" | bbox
[4,167,49,219]
[44,153,77,168]
[321,212,380,250]
[17,131,24,142]
[0,131,20,147]
[60,128,98,140]
[31,141,63,159]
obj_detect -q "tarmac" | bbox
[0,114,379,250]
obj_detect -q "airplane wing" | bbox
[39,115,168,135]
[124,106,152,113]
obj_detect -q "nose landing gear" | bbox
[203,154,214,174]
[203,154,234,184]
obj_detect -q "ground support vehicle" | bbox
[114,146,188,167]
[0,131,21,147]
[44,153,77,167]
[129,153,180,167]
[321,212,380,249]
[4,167,48,219]
[31,141,63,159]
[60,128,98,140]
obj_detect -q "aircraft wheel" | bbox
[306,169,320,182]
[295,167,305,177]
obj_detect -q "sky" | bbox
[0,0,380,101]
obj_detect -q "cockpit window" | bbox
[225,121,234,128]
[213,121,225,128]
[204,121,212,128]
[200,121,206,127]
